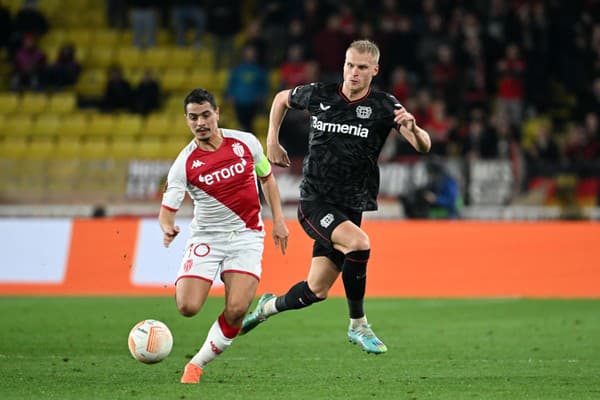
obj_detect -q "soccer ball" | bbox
[128,319,173,364]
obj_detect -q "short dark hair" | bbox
[184,88,217,113]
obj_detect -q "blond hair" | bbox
[348,40,380,63]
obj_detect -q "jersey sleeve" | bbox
[161,152,188,211]
[288,82,322,110]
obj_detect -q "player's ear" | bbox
[373,64,379,77]
[215,106,220,121]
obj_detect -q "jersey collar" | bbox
[338,84,371,104]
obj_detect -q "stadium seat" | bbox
[169,48,195,69]
[109,137,139,160]
[55,138,83,159]
[142,47,171,70]
[93,29,121,47]
[3,114,34,138]
[87,114,116,139]
[75,68,108,97]
[34,115,62,140]
[27,138,57,160]
[143,113,177,138]
[66,29,94,48]
[59,113,88,141]
[113,114,143,139]
[0,92,19,114]
[80,137,110,159]
[116,47,144,70]
[48,92,77,115]
[20,93,49,114]
[83,48,115,69]
[137,138,167,159]
[161,69,187,93]
[0,137,28,159]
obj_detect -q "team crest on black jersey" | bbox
[232,142,245,157]
[356,106,372,119]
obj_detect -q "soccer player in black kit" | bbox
[241,40,431,353]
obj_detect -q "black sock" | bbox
[274,281,324,311]
[342,249,370,319]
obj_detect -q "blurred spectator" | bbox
[242,20,268,68]
[578,77,600,118]
[102,65,133,112]
[258,0,287,67]
[400,157,462,219]
[429,44,459,111]
[129,0,158,49]
[459,35,488,116]
[106,0,128,29]
[389,66,413,105]
[225,45,268,132]
[0,1,11,58]
[43,43,81,89]
[312,14,349,83]
[133,69,160,115]
[171,0,206,47]
[461,117,497,160]
[8,0,48,59]
[285,18,311,60]
[279,45,309,89]
[524,120,561,178]
[495,43,525,127]
[416,13,448,77]
[423,99,454,156]
[206,0,241,71]
[10,33,46,91]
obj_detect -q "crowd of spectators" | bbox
[1,0,599,186]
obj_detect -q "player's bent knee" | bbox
[177,302,200,317]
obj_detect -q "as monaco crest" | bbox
[356,106,372,119]
[232,142,245,157]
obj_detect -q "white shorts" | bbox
[175,230,265,285]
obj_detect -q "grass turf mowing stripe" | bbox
[0,297,598,399]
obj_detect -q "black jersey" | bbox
[288,82,402,211]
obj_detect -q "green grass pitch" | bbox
[1,297,599,399]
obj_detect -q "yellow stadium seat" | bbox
[75,68,107,97]
[143,113,177,138]
[4,114,34,137]
[40,28,68,48]
[59,113,88,140]
[66,29,94,48]
[20,93,49,114]
[115,47,144,69]
[0,92,19,114]
[109,137,139,160]
[161,69,187,93]
[55,139,83,159]
[83,48,115,69]
[48,92,77,114]
[87,114,116,139]
[137,138,167,159]
[113,114,143,138]
[80,137,110,159]
[93,29,121,47]
[0,137,28,159]
[27,138,56,160]
[169,48,195,69]
[142,47,171,70]
[34,114,62,139]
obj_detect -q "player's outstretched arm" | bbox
[393,107,431,153]
[158,207,180,248]
[266,90,292,167]
[259,174,289,255]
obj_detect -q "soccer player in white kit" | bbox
[158,88,289,384]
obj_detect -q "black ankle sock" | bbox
[275,281,324,311]
[342,249,370,319]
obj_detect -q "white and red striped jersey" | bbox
[161,129,272,234]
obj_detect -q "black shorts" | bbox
[297,200,363,270]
